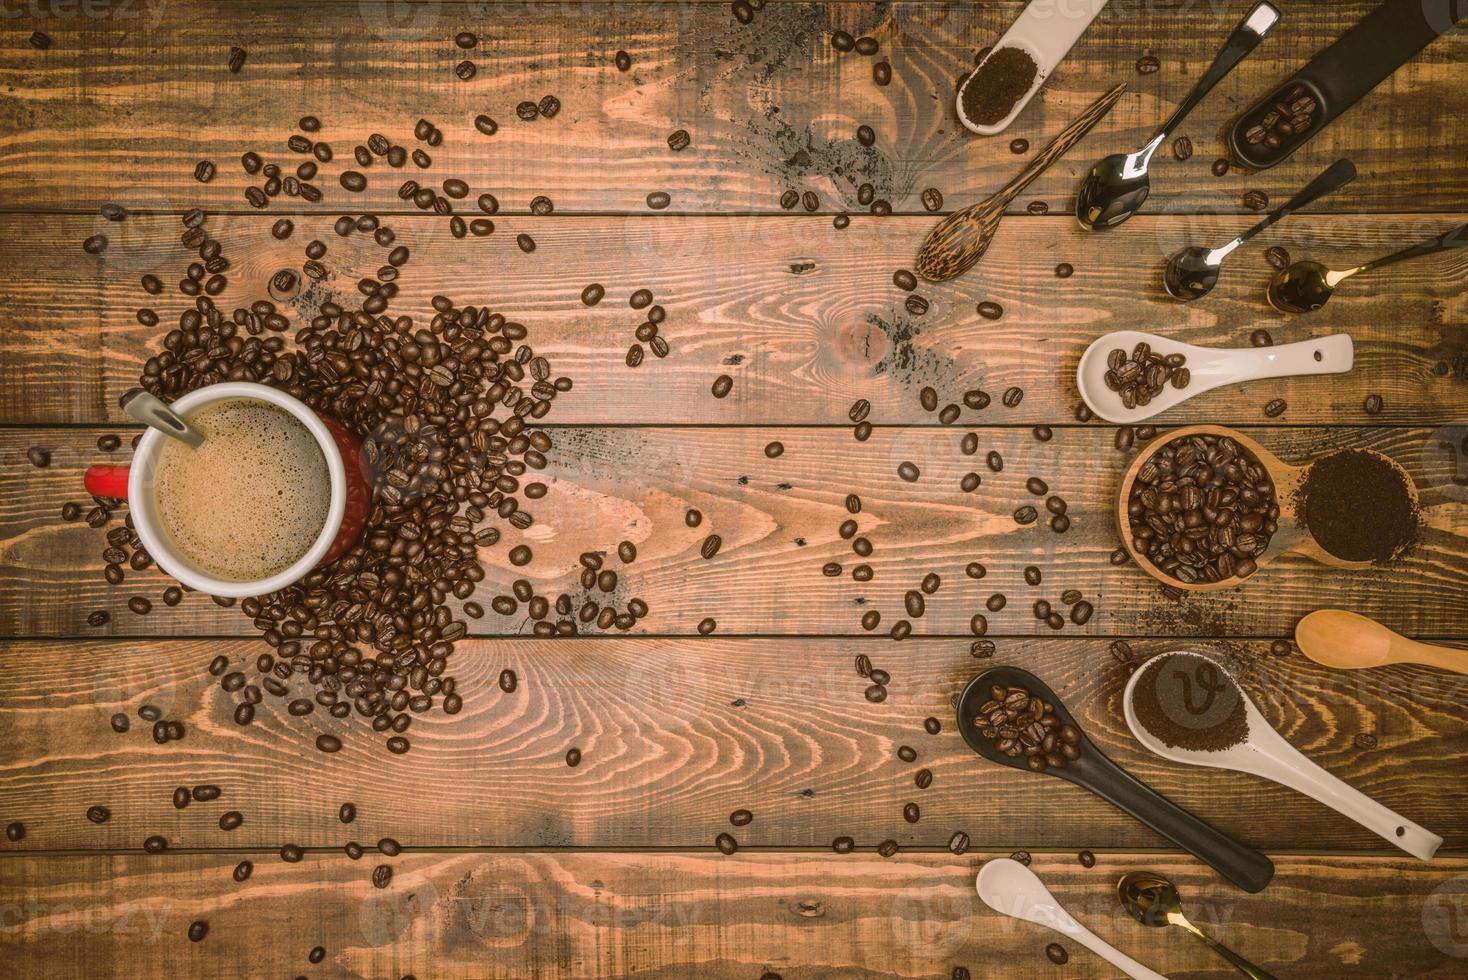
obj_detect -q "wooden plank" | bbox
[1,212,1466,426]
[0,850,1463,978]
[1,637,1463,851]
[5,424,1467,637]
[1,3,1465,218]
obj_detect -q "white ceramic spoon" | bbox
[956,0,1110,136]
[1077,330,1353,424]
[976,859,1168,980]
[1123,651,1442,862]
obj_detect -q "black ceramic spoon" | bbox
[955,666,1275,893]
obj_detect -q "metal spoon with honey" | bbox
[1267,221,1467,313]
[1118,872,1278,979]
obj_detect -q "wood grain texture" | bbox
[1,850,1465,979]
[0,212,1466,427]
[0,636,1463,851]
[0,2,1465,219]
[5,424,1467,637]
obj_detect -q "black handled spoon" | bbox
[1163,158,1357,301]
[955,666,1275,893]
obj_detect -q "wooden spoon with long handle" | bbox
[917,82,1126,283]
[1296,609,1468,675]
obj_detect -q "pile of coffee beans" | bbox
[1243,83,1318,152]
[971,682,1080,772]
[1127,433,1278,584]
[1102,341,1189,410]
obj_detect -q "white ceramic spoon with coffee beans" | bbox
[1077,329,1354,424]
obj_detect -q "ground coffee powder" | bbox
[1299,448,1418,563]
[961,47,1038,126]
[1131,652,1248,752]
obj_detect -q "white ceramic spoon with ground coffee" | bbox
[956,0,1111,135]
[1077,330,1354,424]
[1123,650,1442,861]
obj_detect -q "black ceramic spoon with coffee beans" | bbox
[1228,0,1466,169]
[955,665,1275,893]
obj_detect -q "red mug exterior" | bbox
[83,390,370,590]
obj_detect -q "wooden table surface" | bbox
[2,2,1467,977]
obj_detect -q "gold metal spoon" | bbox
[1118,872,1278,980]
[1296,609,1468,676]
[1266,222,1468,314]
[916,82,1125,283]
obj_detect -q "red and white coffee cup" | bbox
[83,382,371,598]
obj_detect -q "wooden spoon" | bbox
[1116,425,1416,592]
[916,82,1125,283]
[1296,610,1467,675]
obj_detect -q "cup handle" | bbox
[84,464,131,500]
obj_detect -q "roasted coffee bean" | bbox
[1070,601,1094,625]
[188,921,209,943]
[1363,393,1383,415]
[110,712,130,733]
[1242,189,1269,211]
[1211,157,1230,177]
[1055,262,1073,279]
[647,191,672,210]
[499,669,518,693]
[715,832,739,855]
[976,300,1003,320]
[948,831,970,855]
[1264,398,1287,417]
[316,734,342,753]
[232,860,253,882]
[373,864,393,888]
[700,534,722,559]
[764,441,784,458]
[227,46,247,72]
[897,461,920,482]
[219,811,244,831]
[914,768,932,790]
[143,834,167,853]
[1265,245,1290,270]
[615,49,632,71]
[986,451,1003,472]
[903,802,920,823]
[1172,136,1193,161]
[667,129,691,152]
[697,617,717,635]
[1251,328,1274,347]
[864,683,887,703]
[921,188,943,212]
[686,509,703,528]
[872,61,892,85]
[26,446,50,467]
[1136,54,1160,73]
[1046,943,1069,965]
[172,787,191,809]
